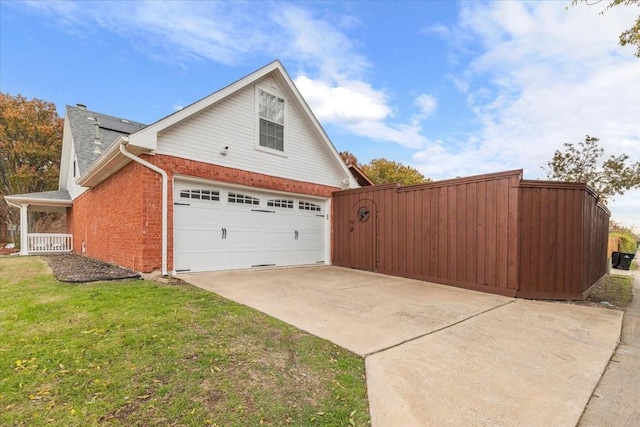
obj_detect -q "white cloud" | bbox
[21,1,263,64]
[294,76,431,149]
[413,94,438,118]
[271,6,370,80]
[415,1,640,226]
[608,189,640,231]
[16,0,431,150]
[294,76,391,123]
[348,120,428,149]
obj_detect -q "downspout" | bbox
[119,139,168,276]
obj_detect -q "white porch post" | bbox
[19,204,28,255]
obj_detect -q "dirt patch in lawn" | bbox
[568,274,634,311]
[42,254,141,283]
[585,274,633,309]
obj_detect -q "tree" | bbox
[361,158,429,186]
[572,0,640,58]
[0,93,64,239]
[543,135,640,204]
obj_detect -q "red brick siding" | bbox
[66,207,73,234]
[150,154,338,197]
[148,154,339,273]
[69,153,340,273]
[70,161,153,271]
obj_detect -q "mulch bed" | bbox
[42,254,141,283]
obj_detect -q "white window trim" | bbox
[255,86,287,157]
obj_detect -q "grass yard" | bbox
[0,257,370,426]
[588,273,634,308]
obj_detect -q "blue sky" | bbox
[1,1,638,229]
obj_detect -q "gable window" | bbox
[258,89,285,152]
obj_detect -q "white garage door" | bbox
[174,181,327,273]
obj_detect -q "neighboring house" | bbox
[346,162,374,187]
[5,61,358,275]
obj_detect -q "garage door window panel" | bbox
[180,189,220,202]
[228,192,260,205]
[299,201,322,212]
[267,199,294,209]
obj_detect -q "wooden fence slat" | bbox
[467,182,478,284]
[438,186,448,278]
[507,175,520,290]
[477,180,487,286]
[447,186,457,280]
[496,177,509,288]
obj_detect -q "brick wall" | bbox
[69,153,339,273]
[148,154,339,273]
[70,161,151,271]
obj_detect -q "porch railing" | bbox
[27,233,73,253]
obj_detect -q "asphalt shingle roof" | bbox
[8,189,71,201]
[66,105,146,175]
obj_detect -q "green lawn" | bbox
[588,273,634,308]
[0,257,369,426]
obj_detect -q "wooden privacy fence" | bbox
[332,170,610,300]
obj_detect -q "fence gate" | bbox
[349,199,377,271]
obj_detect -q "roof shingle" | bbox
[8,189,71,201]
[66,105,146,175]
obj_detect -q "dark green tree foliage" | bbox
[544,135,640,204]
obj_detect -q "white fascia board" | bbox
[4,195,72,208]
[127,61,284,152]
[127,127,157,150]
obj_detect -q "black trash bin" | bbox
[615,252,635,270]
[612,251,620,268]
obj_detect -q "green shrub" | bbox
[610,232,638,253]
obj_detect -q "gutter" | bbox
[5,199,21,210]
[119,138,168,276]
[76,136,123,187]
[4,196,72,208]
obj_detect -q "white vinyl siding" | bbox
[67,148,87,200]
[155,76,343,188]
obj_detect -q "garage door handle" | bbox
[294,230,299,240]
[222,227,227,239]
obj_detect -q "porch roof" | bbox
[4,189,72,208]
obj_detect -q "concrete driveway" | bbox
[182,266,622,426]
